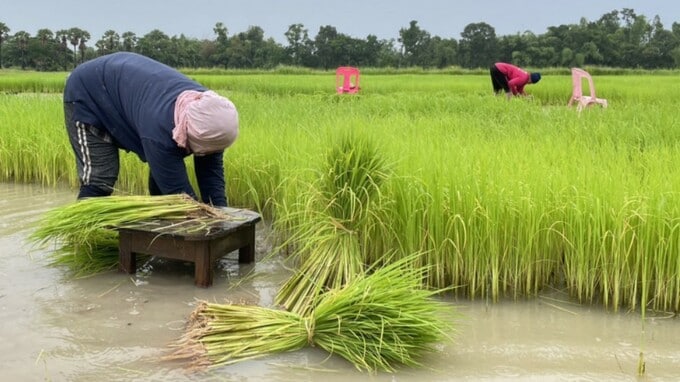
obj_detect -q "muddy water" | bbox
[1,182,679,382]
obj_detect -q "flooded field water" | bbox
[1,182,679,382]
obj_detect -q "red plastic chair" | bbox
[336,66,360,94]
[568,68,608,112]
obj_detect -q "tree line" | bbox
[1,8,679,71]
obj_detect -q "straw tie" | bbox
[303,317,315,345]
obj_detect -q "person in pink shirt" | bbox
[490,62,541,99]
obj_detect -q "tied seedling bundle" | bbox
[274,133,395,315]
[167,256,455,373]
[29,194,227,276]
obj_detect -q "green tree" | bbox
[136,29,172,63]
[258,37,286,69]
[331,34,359,66]
[398,20,430,67]
[586,12,618,66]
[213,22,228,45]
[542,25,570,61]
[671,46,680,67]
[226,34,247,68]
[459,22,497,68]
[3,7,680,71]
[672,21,680,43]
[643,15,677,68]
[0,22,10,68]
[373,38,399,67]
[211,22,229,67]
[33,28,63,71]
[498,33,528,64]
[355,34,389,67]
[581,41,603,64]
[165,34,202,67]
[284,23,312,66]
[64,27,90,67]
[311,26,366,68]
[428,37,457,68]
[616,8,652,67]
[36,28,53,46]
[314,25,339,69]
[121,31,137,51]
[96,30,121,55]
[527,33,558,67]
[54,30,71,69]
[243,26,266,67]
[560,47,574,66]
[226,26,272,68]
[14,31,30,69]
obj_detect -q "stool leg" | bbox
[118,231,136,274]
[238,225,256,263]
[194,241,213,287]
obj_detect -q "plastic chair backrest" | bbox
[571,68,597,100]
[336,66,360,94]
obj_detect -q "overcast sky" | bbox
[3,0,679,44]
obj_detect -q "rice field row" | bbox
[2,72,680,313]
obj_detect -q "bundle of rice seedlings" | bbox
[29,194,227,276]
[274,133,394,314]
[320,133,390,224]
[46,229,120,277]
[275,228,362,314]
[167,256,455,373]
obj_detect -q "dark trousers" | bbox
[490,65,510,94]
[64,102,119,198]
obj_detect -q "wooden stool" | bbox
[117,208,261,287]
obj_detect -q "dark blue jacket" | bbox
[64,52,226,206]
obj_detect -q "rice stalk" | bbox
[167,256,455,373]
[275,229,363,314]
[28,194,228,275]
[273,133,392,314]
[321,133,389,224]
[45,229,121,277]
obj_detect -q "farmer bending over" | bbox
[490,62,541,99]
[63,52,238,206]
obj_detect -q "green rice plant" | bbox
[46,229,121,277]
[0,93,76,186]
[224,153,283,219]
[29,194,226,275]
[275,225,363,314]
[321,132,390,222]
[167,255,455,373]
[0,70,68,93]
[5,72,680,312]
[273,133,394,314]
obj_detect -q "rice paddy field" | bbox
[2,70,680,380]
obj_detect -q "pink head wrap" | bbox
[173,90,239,155]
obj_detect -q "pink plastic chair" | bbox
[336,66,360,94]
[568,68,608,112]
